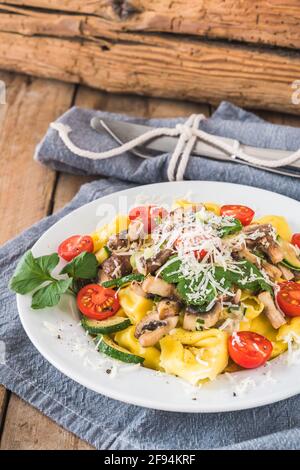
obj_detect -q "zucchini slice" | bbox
[278,237,300,271]
[95,246,111,265]
[81,316,131,334]
[96,335,144,364]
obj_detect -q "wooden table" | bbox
[0,71,300,450]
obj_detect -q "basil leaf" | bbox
[9,251,59,294]
[31,278,73,310]
[218,218,242,238]
[60,252,98,279]
[177,276,216,308]
[160,257,183,283]
[214,261,272,294]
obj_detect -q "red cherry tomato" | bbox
[220,205,255,226]
[194,249,208,260]
[129,205,168,233]
[277,282,300,317]
[228,331,273,369]
[174,237,208,261]
[58,235,94,261]
[292,233,300,249]
[77,284,120,320]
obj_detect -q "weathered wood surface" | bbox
[0,3,299,114]
[1,0,300,49]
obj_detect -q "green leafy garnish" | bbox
[31,278,73,309]
[60,252,98,279]
[214,261,272,294]
[10,249,99,310]
[177,275,216,309]
[9,251,59,294]
[160,257,184,283]
[218,218,242,238]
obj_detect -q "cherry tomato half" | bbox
[220,205,255,226]
[292,233,300,249]
[129,205,168,233]
[277,281,300,317]
[174,237,207,261]
[58,235,94,261]
[228,331,273,369]
[77,284,120,320]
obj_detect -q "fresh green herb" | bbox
[102,273,145,289]
[60,251,98,279]
[9,251,59,294]
[160,257,183,283]
[218,218,242,238]
[9,249,98,310]
[177,276,216,308]
[31,278,73,309]
[214,261,272,294]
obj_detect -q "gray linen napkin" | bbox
[1,102,300,450]
[35,101,300,199]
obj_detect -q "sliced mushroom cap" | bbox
[142,275,175,298]
[102,254,132,279]
[258,291,286,329]
[183,302,222,331]
[233,289,242,305]
[157,299,181,319]
[146,249,173,275]
[244,224,284,264]
[262,261,282,281]
[135,311,179,347]
[130,280,148,297]
[107,231,129,251]
[278,264,294,281]
[237,248,261,268]
[127,219,145,242]
[98,269,112,284]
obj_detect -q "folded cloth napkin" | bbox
[35,101,300,199]
[1,102,300,450]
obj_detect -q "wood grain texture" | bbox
[1,395,93,450]
[0,72,93,450]
[0,72,74,244]
[0,6,299,114]
[1,0,300,49]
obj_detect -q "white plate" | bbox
[17,181,300,412]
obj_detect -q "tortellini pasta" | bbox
[255,215,292,242]
[160,329,228,385]
[115,326,161,370]
[118,286,154,324]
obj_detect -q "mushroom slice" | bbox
[278,264,294,281]
[142,275,175,298]
[130,280,148,297]
[258,291,286,329]
[98,269,112,284]
[128,219,145,242]
[237,248,261,268]
[183,302,222,331]
[135,312,179,347]
[146,249,173,275]
[244,224,284,264]
[262,261,282,281]
[157,299,181,319]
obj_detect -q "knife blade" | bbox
[91,117,300,178]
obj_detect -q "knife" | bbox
[91,117,300,178]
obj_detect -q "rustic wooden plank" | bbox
[1,394,93,450]
[0,386,9,434]
[0,72,74,243]
[1,0,300,49]
[0,28,299,115]
[0,72,88,450]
